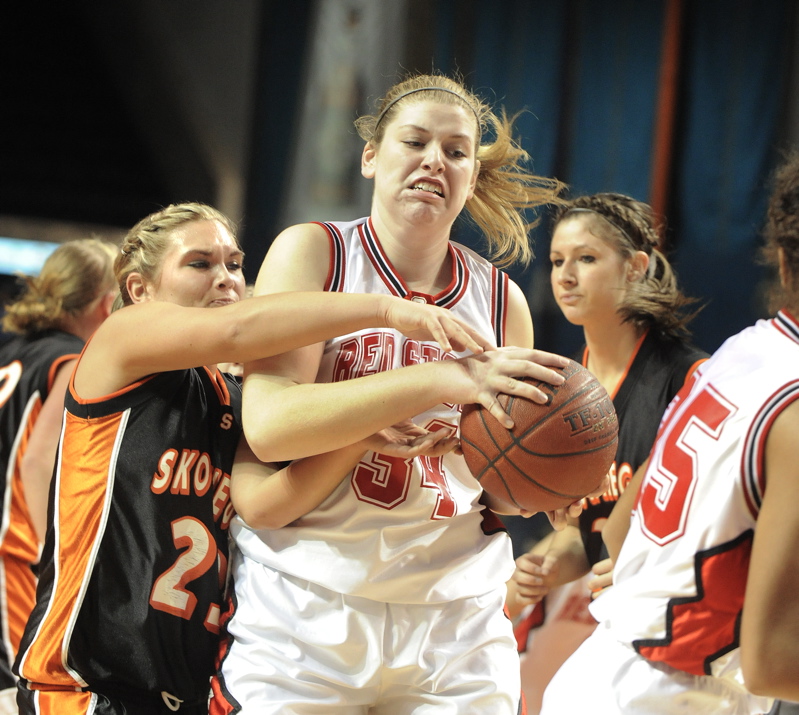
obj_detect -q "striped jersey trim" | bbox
[315,222,346,293]
[741,378,799,517]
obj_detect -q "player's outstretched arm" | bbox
[740,399,799,700]
[244,346,567,463]
[76,290,492,400]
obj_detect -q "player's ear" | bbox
[361,142,377,179]
[628,251,649,283]
[466,159,480,201]
[126,272,152,304]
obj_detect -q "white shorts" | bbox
[213,553,522,714]
[0,687,15,715]
[540,621,772,715]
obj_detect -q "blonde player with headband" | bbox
[212,72,577,714]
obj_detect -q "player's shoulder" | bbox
[3,330,81,367]
[644,332,708,376]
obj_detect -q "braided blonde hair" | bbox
[114,203,238,309]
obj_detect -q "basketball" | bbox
[460,359,618,513]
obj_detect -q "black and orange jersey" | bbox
[0,330,83,690]
[15,364,242,707]
[578,331,708,566]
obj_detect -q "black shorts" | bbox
[17,683,209,715]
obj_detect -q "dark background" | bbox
[3,0,795,358]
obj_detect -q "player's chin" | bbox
[484,492,524,515]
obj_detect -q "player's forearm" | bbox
[242,361,464,463]
[546,525,591,586]
[227,292,396,361]
[603,461,646,563]
[234,443,367,530]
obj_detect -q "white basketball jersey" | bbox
[592,311,799,695]
[233,217,515,603]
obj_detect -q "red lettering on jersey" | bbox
[334,334,450,381]
[403,340,444,366]
[362,333,394,374]
[333,338,359,381]
[352,453,412,508]
[333,333,397,381]
[419,420,458,519]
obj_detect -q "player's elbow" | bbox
[741,643,799,700]
[235,506,292,531]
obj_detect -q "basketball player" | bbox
[507,193,708,711]
[539,153,799,713]
[0,239,116,715]
[12,202,496,715]
[211,72,576,714]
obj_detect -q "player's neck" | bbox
[370,212,452,294]
[583,323,644,395]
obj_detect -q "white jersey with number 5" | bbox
[592,310,799,691]
[232,216,515,604]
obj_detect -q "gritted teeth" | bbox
[411,181,444,197]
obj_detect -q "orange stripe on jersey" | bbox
[18,409,124,688]
[205,366,231,406]
[2,393,40,564]
[3,553,36,654]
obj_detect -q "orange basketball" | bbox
[460,359,618,512]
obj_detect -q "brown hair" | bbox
[762,151,799,313]
[115,202,238,308]
[551,192,701,339]
[355,72,565,268]
[3,238,117,335]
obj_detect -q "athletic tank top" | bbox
[592,311,799,707]
[232,216,515,604]
[15,363,241,704]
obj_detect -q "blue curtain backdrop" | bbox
[432,0,789,356]
[671,0,789,352]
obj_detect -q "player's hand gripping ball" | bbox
[460,359,618,512]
